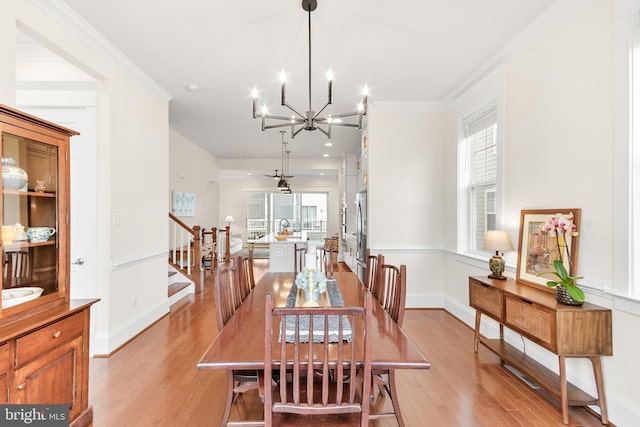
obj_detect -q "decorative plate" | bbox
[2,287,44,309]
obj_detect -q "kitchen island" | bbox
[255,231,326,272]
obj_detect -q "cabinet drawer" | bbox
[505,295,556,351]
[15,313,84,366]
[469,279,503,321]
[0,343,9,373]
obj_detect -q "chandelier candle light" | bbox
[482,230,514,280]
[251,0,368,138]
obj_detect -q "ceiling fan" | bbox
[265,169,282,179]
[264,169,294,179]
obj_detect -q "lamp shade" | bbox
[482,230,514,252]
[277,177,288,191]
[224,215,235,224]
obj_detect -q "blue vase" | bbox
[304,288,319,302]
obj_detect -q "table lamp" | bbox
[224,215,235,227]
[482,230,513,280]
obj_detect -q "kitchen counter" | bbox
[255,231,307,244]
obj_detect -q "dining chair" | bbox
[364,250,384,300]
[263,292,373,427]
[317,247,335,279]
[238,249,255,301]
[293,242,307,276]
[214,258,259,425]
[370,263,407,427]
[3,250,33,287]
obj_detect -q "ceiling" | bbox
[50,0,554,162]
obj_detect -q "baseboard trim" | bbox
[93,299,169,356]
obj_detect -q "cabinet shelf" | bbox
[2,190,56,198]
[3,240,56,250]
[479,337,597,405]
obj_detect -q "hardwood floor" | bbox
[88,261,606,426]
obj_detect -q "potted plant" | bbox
[203,252,213,268]
[539,259,585,305]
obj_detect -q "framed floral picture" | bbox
[516,208,581,288]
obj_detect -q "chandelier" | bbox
[252,0,368,139]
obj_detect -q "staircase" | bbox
[168,213,217,306]
[168,265,195,306]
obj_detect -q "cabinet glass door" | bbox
[2,132,59,304]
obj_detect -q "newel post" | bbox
[225,225,231,264]
[211,227,218,270]
[193,225,202,272]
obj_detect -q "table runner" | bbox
[280,279,352,343]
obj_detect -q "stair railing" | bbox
[169,213,219,277]
[169,213,199,275]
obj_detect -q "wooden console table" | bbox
[469,276,612,425]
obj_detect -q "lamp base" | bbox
[488,255,507,280]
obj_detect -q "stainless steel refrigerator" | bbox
[356,190,367,282]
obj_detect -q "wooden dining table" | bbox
[197,270,430,371]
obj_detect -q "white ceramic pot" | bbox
[1,158,28,191]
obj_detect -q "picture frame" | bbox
[516,208,581,288]
[172,191,196,217]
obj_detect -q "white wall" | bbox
[367,104,447,308]
[169,129,220,229]
[438,1,640,425]
[0,0,171,355]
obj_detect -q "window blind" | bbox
[464,106,497,137]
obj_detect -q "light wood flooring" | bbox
[88,261,607,426]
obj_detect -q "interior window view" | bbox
[2,1,639,426]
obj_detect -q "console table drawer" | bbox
[505,295,556,351]
[469,279,503,321]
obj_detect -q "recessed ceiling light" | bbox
[320,172,325,176]
[324,141,332,147]
[323,153,330,157]
[186,83,200,92]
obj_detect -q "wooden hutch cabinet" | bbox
[469,276,612,425]
[0,104,97,426]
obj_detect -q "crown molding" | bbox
[30,0,172,102]
[370,100,443,113]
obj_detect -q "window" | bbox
[246,192,327,240]
[465,106,498,251]
[614,3,640,303]
[631,21,640,298]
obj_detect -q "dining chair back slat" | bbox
[264,293,373,427]
[365,250,384,300]
[238,249,255,301]
[378,264,407,327]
